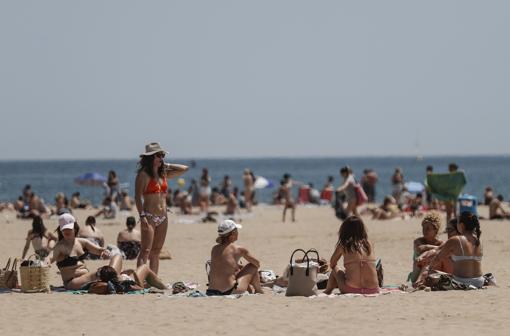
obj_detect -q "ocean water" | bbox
[0,156,507,206]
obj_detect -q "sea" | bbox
[0,156,507,206]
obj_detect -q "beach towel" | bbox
[426,172,466,201]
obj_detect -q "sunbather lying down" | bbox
[87,264,167,294]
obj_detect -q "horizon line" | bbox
[1,153,510,162]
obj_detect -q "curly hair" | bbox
[421,211,442,232]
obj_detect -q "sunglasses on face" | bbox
[155,153,165,159]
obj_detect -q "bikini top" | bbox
[144,177,168,195]
[56,253,87,268]
[450,236,482,262]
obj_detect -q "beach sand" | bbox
[1,205,509,336]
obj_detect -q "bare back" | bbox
[209,243,243,292]
[342,244,379,289]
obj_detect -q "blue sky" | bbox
[1,1,509,159]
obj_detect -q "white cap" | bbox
[59,213,76,231]
[217,219,242,236]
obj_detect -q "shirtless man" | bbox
[207,220,264,296]
[489,195,510,219]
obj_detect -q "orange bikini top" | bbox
[144,177,168,195]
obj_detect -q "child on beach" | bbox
[323,216,380,295]
[206,220,264,296]
[410,212,443,286]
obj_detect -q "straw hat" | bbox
[140,142,168,157]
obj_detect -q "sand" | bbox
[0,205,509,336]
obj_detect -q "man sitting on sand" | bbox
[206,219,264,296]
[489,195,510,220]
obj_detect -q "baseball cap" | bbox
[217,219,242,236]
[59,213,76,231]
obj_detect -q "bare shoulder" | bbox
[236,245,249,255]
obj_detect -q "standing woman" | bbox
[336,166,359,217]
[135,142,188,274]
[199,168,211,213]
[243,169,254,212]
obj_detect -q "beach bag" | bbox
[286,249,319,297]
[355,184,368,205]
[0,258,18,289]
[20,255,50,293]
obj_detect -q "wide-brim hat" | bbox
[140,142,169,157]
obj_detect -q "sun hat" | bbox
[140,142,169,157]
[59,213,76,231]
[217,219,242,236]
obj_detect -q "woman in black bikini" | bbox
[135,142,188,274]
[47,213,119,290]
[117,216,141,260]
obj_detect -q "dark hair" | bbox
[32,216,46,239]
[448,163,458,172]
[137,155,164,178]
[126,216,136,231]
[85,216,96,232]
[426,165,433,172]
[57,222,80,240]
[458,211,481,246]
[97,266,118,282]
[337,216,371,255]
[446,218,460,235]
[327,176,334,183]
[340,166,352,176]
[497,194,504,201]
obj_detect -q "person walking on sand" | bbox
[207,220,264,296]
[280,175,296,222]
[135,142,188,274]
[243,169,254,212]
[337,166,359,217]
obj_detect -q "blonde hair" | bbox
[422,211,442,232]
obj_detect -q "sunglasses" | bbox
[155,153,165,158]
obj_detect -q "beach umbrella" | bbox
[405,181,425,194]
[254,176,274,189]
[74,172,107,187]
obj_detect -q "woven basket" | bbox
[20,255,50,293]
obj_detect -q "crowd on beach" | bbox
[1,142,503,295]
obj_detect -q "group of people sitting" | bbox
[24,208,489,296]
[0,182,135,221]
[22,214,142,263]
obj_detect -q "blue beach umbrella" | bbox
[404,181,425,194]
[74,172,107,186]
